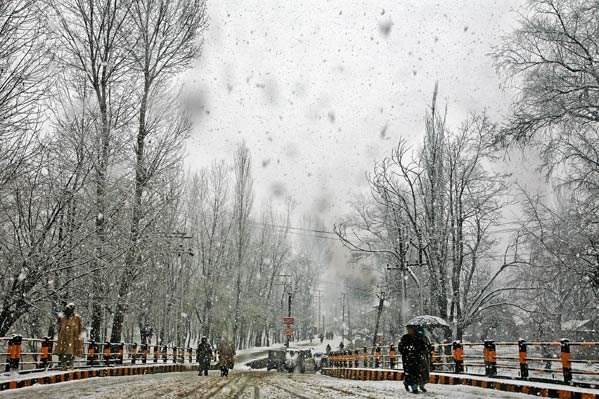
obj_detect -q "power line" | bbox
[248,220,337,235]
[246,216,591,243]
[247,220,340,241]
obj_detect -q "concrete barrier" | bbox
[0,363,198,392]
[321,367,599,398]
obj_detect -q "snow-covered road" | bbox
[0,370,536,398]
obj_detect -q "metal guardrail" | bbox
[327,338,599,386]
[1,335,201,373]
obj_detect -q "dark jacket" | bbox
[398,333,427,385]
[196,341,212,365]
[416,331,432,384]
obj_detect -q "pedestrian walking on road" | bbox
[415,326,432,392]
[54,303,83,370]
[398,325,428,394]
[196,336,212,376]
[218,338,235,377]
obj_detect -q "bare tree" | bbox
[108,0,206,342]
[0,136,93,335]
[0,0,49,186]
[188,163,233,339]
[50,0,134,340]
[336,90,522,339]
[231,143,254,347]
[419,84,451,321]
[493,0,599,319]
[510,189,599,337]
[445,114,513,337]
[493,0,599,144]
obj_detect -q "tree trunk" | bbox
[111,82,149,342]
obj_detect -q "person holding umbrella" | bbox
[399,325,424,393]
[401,315,449,393]
[415,325,433,392]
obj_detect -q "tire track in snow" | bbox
[173,375,230,398]
[265,381,312,399]
[285,375,378,399]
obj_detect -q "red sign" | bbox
[285,327,293,337]
[283,317,295,324]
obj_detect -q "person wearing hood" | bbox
[54,303,83,370]
[196,336,212,376]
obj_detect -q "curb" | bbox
[321,368,599,399]
[0,364,198,392]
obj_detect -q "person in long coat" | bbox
[398,325,427,393]
[54,303,83,370]
[415,326,432,392]
[196,336,212,376]
[218,339,235,376]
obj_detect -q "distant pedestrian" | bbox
[319,333,324,343]
[196,336,212,376]
[54,303,83,370]
[389,344,397,369]
[339,341,344,350]
[374,345,381,368]
[325,344,331,354]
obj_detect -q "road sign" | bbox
[283,317,295,324]
[285,327,293,337]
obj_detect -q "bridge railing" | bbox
[327,338,599,386]
[0,335,199,373]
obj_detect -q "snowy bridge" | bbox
[1,335,599,398]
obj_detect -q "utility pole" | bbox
[341,293,346,344]
[169,233,193,348]
[309,293,314,343]
[275,274,292,347]
[286,289,292,347]
[387,261,425,328]
[372,289,385,347]
[315,289,322,334]
[347,299,351,344]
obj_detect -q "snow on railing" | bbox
[0,335,198,374]
[326,338,599,387]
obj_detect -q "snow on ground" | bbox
[0,369,550,399]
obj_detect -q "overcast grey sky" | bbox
[184,0,527,226]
